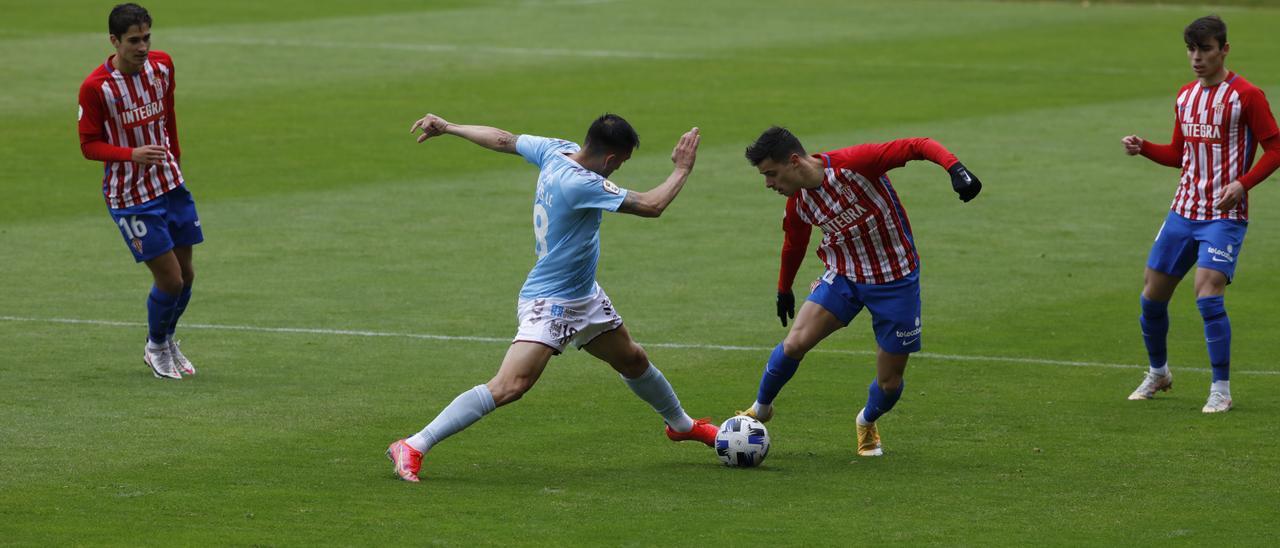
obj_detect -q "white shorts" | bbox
[514,283,624,353]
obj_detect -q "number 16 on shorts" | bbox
[110,212,165,262]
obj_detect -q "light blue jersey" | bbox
[516,134,629,300]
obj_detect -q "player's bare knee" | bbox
[156,276,183,295]
[614,345,650,378]
[781,335,811,359]
[488,377,533,406]
[1194,274,1227,297]
[878,377,903,393]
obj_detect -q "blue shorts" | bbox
[1147,210,1246,281]
[108,185,204,263]
[807,268,922,354]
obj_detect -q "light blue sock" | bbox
[407,384,496,453]
[623,364,693,432]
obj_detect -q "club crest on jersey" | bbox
[602,180,620,195]
[131,238,144,255]
[1213,102,1225,116]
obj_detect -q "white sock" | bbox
[406,384,496,453]
[1150,364,1169,377]
[1211,380,1231,397]
[856,408,871,426]
[751,401,772,416]
[623,363,694,432]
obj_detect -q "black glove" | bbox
[776,291,795,327]
[948,162,982,202]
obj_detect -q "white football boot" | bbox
[168,338,196,376]
[1127,370,1172,400]
[1201,391,1233,413]
[144,340,181,380]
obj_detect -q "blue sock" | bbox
[861,379,904,423]
[167,284,193,337]
[1197,296,1230,382]
[147,286,180,344]
[755,344,801,405]
[1139,296,1169,369]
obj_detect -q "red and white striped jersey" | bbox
[1169,72,1279,221]
[78,51,184,210]
[783,139,958,285]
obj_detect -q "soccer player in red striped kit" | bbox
[737,127,981,456]
[1123,15,1280,413]
[78,4,201,380]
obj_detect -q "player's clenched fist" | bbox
[671,127,701,171]
[410,113,451,143]
[948,162,982,202]
[1122,135,1143,156]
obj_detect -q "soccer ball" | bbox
[715,416,770,467]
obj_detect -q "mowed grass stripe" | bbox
[7,314,1280,376]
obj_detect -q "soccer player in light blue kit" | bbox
[387,113,717,482]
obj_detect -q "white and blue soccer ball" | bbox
[715,416,770,468]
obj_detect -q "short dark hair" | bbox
[745,126,806,166]
[109,3,151,38]
[1184,15,1227,49]
[583,113,639,156]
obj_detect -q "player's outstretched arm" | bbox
[410,113,518,154]
[617,127,700,218]
[1126,125,1183,168]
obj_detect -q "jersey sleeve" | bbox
[78,77,132,162]
[78,79,106,144]
[1244,87,1280,142]
[156,52,181,162]
[778,194,812,292]
[517,134,575,168]
[1230,86,1279,189]
[563,173,628,212]
[829,138,959,175]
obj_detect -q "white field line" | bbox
[2,315,1277,376]
[169,36,704,60]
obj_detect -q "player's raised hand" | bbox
[410,113,450,143]
[671,127,701,171]
[1215,180,1246,211]
[131,144,167,166]
[776,291,795,327]
[1122,135,1143,156]
[948,162,982,202]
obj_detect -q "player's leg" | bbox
[163,186,204,375]
[1190,220,1245,413]
[1130,213,1197,400]
[1194,268,1231,410]
[743,275,856,422]
[167,245,197,375]
[389,342,554,482]
[141,250,184,379]
[852,349,909,457]
[581,325,716,445]
[853,271,921,457]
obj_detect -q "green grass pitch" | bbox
[3,0,1280,544]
